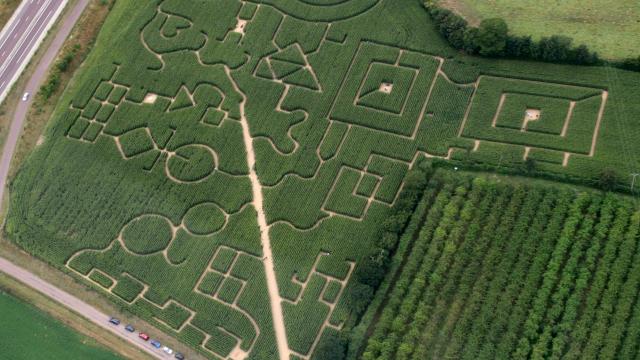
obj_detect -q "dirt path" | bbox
[590,90,608,157]
[225,67,291,360]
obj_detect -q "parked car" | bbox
[174,352,185,360]
[163,346,173,355]
[125,325,135,332]
[108,317,120,325]
[138,332,150,341]
[150,340,161,349]
[21,92,29,101]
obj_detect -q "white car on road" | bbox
[21,92,29,101]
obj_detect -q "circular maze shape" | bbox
[121,215,174,255]
[298,0,352,5]
[182,203,227,235]
[166,144,216,183]
[264,0,380,21]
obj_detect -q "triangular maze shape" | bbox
[255,58,275,80]
[271,45,306,65]
[282,67,320,91]
[269,59,301,79]
[168,86,195,111]
[254,44,322,91]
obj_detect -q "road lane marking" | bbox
[0,0,60,104]
[11,14,52,74]
[0,0,54,78]
[0,1,32,50]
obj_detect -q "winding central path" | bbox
[225,67,291,360]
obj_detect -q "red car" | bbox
[139,332,150,341]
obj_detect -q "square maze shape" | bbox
[495,93,570,135]
[330,41,440,136]
[460,76,606,155]
[356,62,416,115]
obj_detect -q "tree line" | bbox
[424,0,640,70]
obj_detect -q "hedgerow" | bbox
[423,1,601,66]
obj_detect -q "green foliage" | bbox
[0,292,122,360]
[111,275,144,302]
[598,168,620,191]
[39,72,61,100]
[108,86,127,104]
[284,275,330,354]
[217,277,243,304]
[198,272,224,295]
[476,18,508,56]
[121,215,173,254]
[89,271,114,288]
[322,280,342,303]
[312,329,347,360]
[424,1,601,65]
[211,248,237,273]
[157,302,192,330]
[182,203,226,235]
[94,82,114,101]
[204,327,238,356]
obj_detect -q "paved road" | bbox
[0,1,187,359]
[0,0,68,105]
[0,0,77,210]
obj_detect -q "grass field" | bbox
[363,168,640,360]
[0,290,122,360]
[439,0,640,60]
[4,0,640,359]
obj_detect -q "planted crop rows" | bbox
[363,170,640,360]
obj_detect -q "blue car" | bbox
[125,325,135,332]
[108,317,120,325]
[150,340,161,349]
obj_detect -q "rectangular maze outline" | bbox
[284,252,355,360]
[353,61,419,116]
[455,75,608,166]
[328,41,442,138]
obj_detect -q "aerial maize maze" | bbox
[5,0,640,359]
